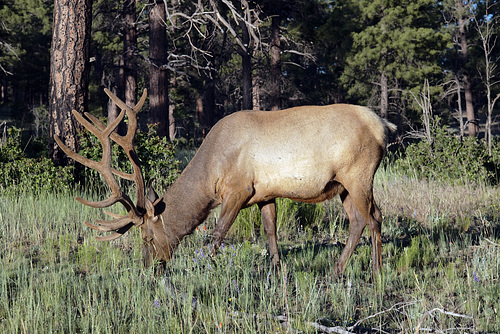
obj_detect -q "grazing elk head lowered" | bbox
[55,89,396,275]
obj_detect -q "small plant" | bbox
[397,235,435,270]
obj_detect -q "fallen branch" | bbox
[484,238,500,247]
[306,321,355,334]
[414,308,474,334]
[348,300,421,331]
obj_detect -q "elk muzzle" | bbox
[140,215,174,266]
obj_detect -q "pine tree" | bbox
[341,0,450,121]
[48,0,93,165]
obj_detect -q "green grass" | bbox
[1,168,499,333]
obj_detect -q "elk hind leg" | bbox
[368,200,383,275]
[259,199,279,266]
[333,190,368,275]
[340,185,383,276]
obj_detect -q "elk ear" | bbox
[145,196,156,218]
[146,184,166,217]
[147,184,159,202]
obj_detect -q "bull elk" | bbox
[55,89,396,275]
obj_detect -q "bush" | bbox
[0,127,75,193]
[78,123,179,193]
[396,121,499,185]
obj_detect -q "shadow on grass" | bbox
[274,213,500,277]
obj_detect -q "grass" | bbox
[0,168,499,333]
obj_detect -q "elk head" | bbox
[54,89,174,266]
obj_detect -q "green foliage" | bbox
[0,127,74,193]
[340,0,450,110]
[398,235,436,270]
[0,0,53,118]
[78,122,179,192]
[396,122,499,184]
[0,127,24,161]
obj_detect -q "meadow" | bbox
[0,165,499,333]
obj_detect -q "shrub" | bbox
[0,127,75,193]
[78,123,179,192]
[396,120,499,185]
[0,127,24,162]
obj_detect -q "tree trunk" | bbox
[49,0,93,165]
[123,0,137,107]
[109,0,137,136]
[202,79,216,136]
[201,29,226,136]
[456,76,464,138]
[270,13,281,111]
[239,17,253,110]
[252,77,260,110]
[380,72,388,119]
[149,0,169,137]
[108,57,125,134]
[458,11,476,137]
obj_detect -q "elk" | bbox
[55,89,396,276]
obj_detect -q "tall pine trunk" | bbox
[108,0,136,135]
[380,72,388,119]
[270,13,281,111]
[149,0,169,137]
[458,7,476,137]
[49,0,93,165]
[124,0,137,107]
[240,17,252,110]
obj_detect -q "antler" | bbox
[54,89,148,241]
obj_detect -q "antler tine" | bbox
[84,215,142,232]
[84,223,134,241]
[55,102,144,228]
[79,112,137,182]
[56,89,150,242]
[103,89,147,212]
[73,108,138,212]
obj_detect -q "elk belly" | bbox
[251,151,336,203]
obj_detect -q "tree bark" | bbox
[458,9,476,137]
[49,0,93,165]
[270,13,281,111]
[455,76,464,138]
[202,79,216,136]
[149,0,169,137]
[380,72,388,119]
[123,0,137,107]
[109,0,137,135]
[239,15,253,110]
[108,58,125,133]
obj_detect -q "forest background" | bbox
[0,0,499,159]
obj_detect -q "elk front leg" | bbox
[259,200,279,266]
[211,191,248,255]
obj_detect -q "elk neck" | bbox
[158,153,219,242]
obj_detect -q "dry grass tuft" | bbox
[375,168,499,229]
